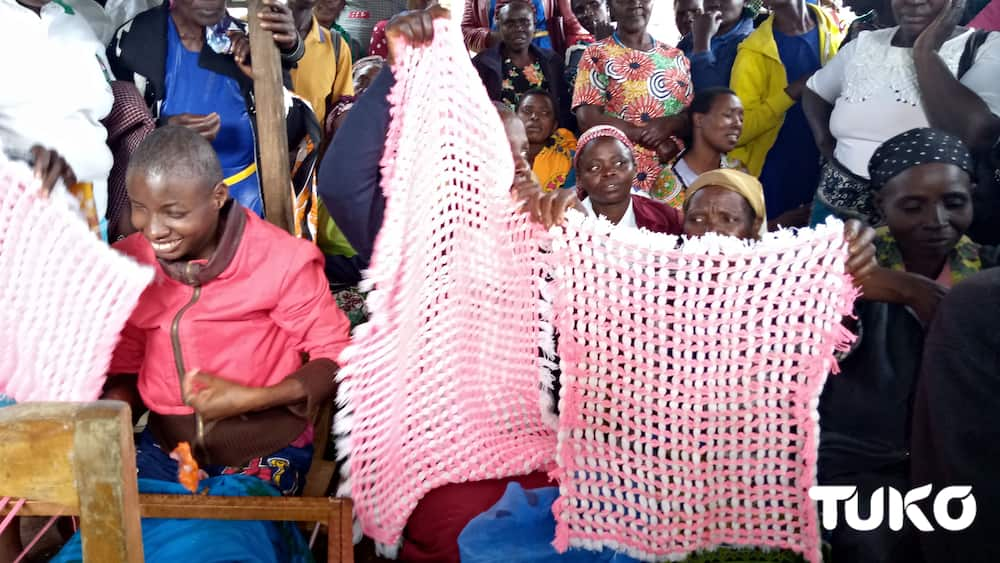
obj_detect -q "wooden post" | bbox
[248,0,294,233]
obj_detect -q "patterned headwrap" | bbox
[868,128,974,190]
[574,125,635,169]
[685,168,767,222]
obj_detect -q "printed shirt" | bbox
[500,58,549,111]
[572,34,693,206]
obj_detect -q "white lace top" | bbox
[807,27,1000,178]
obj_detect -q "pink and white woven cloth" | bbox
[0,154,153,402]
[333,19,558,554]
[548,213,857,563]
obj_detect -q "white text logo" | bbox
[808,485,976,532]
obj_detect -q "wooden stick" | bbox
[248,0,294,233]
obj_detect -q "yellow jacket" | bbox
[729,4,842,176]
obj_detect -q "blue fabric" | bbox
[488,0,553,50]
[134,427,313,496]
[687,17,755,91]
[809,191,837,226]
[50,475,313,563]
[758,26,822,219]
[162,16,262,216]
[318,66,394,283]
[459,483,643,563]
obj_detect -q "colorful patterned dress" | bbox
[500,57,549,111]
[572,33,693,206]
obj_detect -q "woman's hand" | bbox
[512,175,583,228]
[636,116,680,149]
[692,11,723,53]
[29,145,77,196]
[843,219,877,284]
[229,31,253,78]
[257,0,299,51]
[386,5,451,65]
[184,369,264,422]
[166,112,222,142]
[914,0,966,54]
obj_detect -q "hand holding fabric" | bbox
[386,5,452,65]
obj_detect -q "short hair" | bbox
[497,0,537,21]
[494,101,515,115]
[690,87,738,116]
[516,88,556,112]
[127,125,224,188]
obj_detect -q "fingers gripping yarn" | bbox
[547,215,857,563]
[0,156,153,402]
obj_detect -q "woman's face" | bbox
[891,0,953,42]
[314,0,346,28]
[683,186,760,240]
[610,0,654,34]
[694,93,744,154]
[572,0,610,35]
[173,0,227,26]
[878,162,973,259]
[674,0,702,37]
[577,138,637,207]
[517,93,558,146]
[502,113,533,182]
[704,0,745,28]
[498,3,536,52]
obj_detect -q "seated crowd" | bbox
[2,0,1000,561]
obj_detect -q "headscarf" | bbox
[868,128,975,190]
[684,168,767,222]
[533,128,577,192]
[574,125,635,169]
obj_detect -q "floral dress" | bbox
[573,33,693,206]
[500,57,549,111]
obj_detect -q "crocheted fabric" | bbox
[333,19,558,554]
[0,156,153,402]
[548,215,857,563]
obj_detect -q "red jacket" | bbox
[110,203,350,417]
[633,195,684,234]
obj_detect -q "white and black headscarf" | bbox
[868,128,975,190]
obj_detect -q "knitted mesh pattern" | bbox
[548,214,857,563]
[333,20,558,554]
[0,157,153,402]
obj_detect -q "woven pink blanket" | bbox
[0,156,153,402]
[548,214,857,563]
[333,20,558,553]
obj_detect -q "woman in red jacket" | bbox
[104,125,351,493]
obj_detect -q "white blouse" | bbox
[807,27,1000,178]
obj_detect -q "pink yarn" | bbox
[0,156,153,402]
[547,215,858,563]
[333,19,558,555]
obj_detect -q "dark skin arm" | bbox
[855,267,948,325]
[802,87,836,161]
[576,105,644,143]
[914,0,1000,154]
[183,369,308,422]
[102,374,146,425]
[29,146,77,196]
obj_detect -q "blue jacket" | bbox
[316,67,395,286]
[682,16,755,92]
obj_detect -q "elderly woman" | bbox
[107,0,305,217]
[517,89,577,192]
[803,0,1000,226]
[572,0,693,205]
[816,127,999,563]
